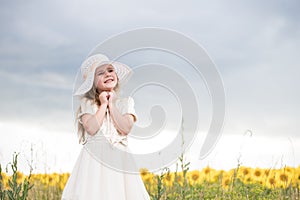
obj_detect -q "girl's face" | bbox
[94,64,118,92]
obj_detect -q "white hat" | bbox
[74,54,132,96]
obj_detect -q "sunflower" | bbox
[279,173,288,182]
[201,166,217,182]
[253,168,262,177]
[292,169,300,187]
[1,172,9,189]
[174,172,184,186]
[163,172,174,187]
[141,173,155,192]
[139,168,149,177]
[238,167,251,180]
[276,171,290,188]
[47,175,55,187]
[266,176,276,188]
[221,174,231,189]
[203,166,211,175]
[16,171,25,184]
[284,166,293,174]
[188,170,201,185]
[59,173,70,190]
[253,168,263,183]
[242,167,250,176]
[40,173,49,185]
[264,168,271,177]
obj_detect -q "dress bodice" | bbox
[78,97,137,146]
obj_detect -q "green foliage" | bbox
[177,153,190,200]
[151,168,168,200]
[2,154,300,200]
[0,153,33,200]
[0,165,6,200]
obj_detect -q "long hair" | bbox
[76,81,120,144]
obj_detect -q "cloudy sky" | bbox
[0,0,299,173]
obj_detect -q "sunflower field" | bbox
[140,165,300,199]
[1,154,300,199]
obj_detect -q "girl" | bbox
[62,54,150,200]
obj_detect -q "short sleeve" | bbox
[78,98,96,124]
[117,97,137,122]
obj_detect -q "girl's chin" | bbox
[97,84,117,92]
[97,87,115,92]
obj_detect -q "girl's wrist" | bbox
[109,101,118,112]
[99,102,108,110]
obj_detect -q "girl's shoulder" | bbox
[116,96,136,115]
[80,97,98,112]
[80,97,96,105]
[116,96,134,106]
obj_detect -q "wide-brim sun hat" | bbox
[74,54,132,96]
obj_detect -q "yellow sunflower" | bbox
[174,172,184,186]
[221,174,231,190]
[140,168,149,177]
[201,166,217,182]
[188,170,201,185]
[238,167,251,181]
[163,172,174,187]
[253,168,263,183]
[266,176,276,188]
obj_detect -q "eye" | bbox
[108,69,114,73]
[97,71,104,76]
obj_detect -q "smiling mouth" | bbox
[104,78,114,83]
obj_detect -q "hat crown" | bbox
[74,54,132,96]
[80,54,109,78]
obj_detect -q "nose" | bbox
[104,69,111,76]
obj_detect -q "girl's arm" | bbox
[81,103,107,135]
[108,92,135,136]
[81,92,109,136]
[109,105,135,136]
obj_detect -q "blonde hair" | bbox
[76,82,120,144]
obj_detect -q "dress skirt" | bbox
[61,136,150,200]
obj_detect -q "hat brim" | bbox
[73,61,132,96]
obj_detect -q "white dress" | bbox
[62,97,150,200]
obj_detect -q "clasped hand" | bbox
[98,91,116,107]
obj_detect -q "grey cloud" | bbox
[0,70,74,90]
[0,0,299,140]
